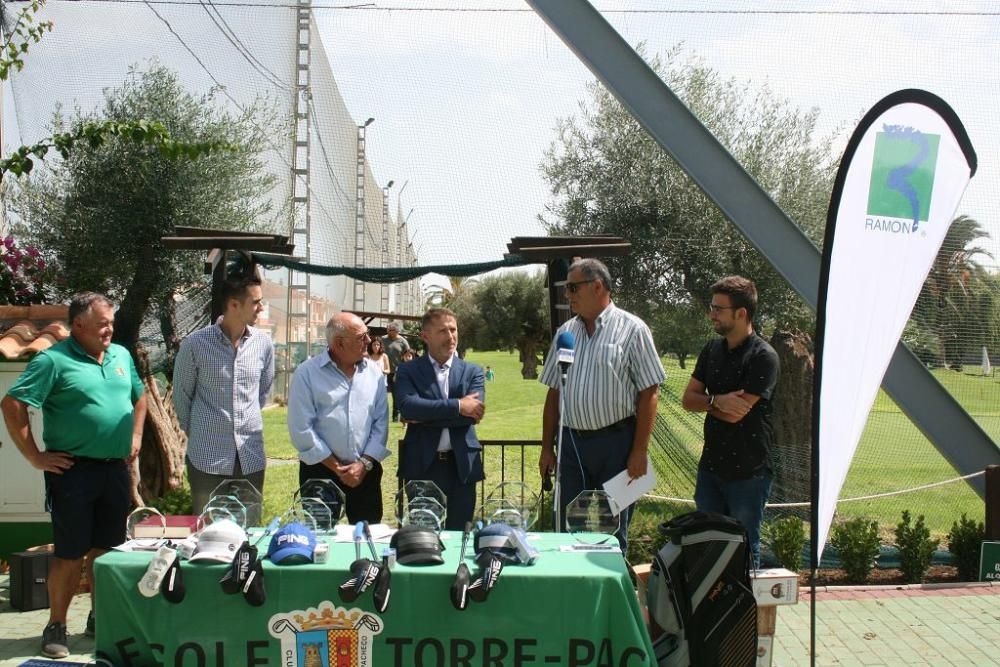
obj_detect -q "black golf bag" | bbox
[646,511,757,666]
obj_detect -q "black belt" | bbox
[435,450,454,461]
[570,416,635,436]
[72,455,124,464]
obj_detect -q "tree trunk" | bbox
[158,292,181,384]
[769,330,813,518]
[518,340,539,379]
[113,247,162,363]
[131,345,187,505]
[676,353,687,370]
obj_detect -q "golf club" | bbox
[364,521,391,612]
[339,522,379,603]
[450,521,473,610]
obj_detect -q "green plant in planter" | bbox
[830,518,880,583]
[947,513,985,582]
[895,510,939,583]
[764,516,806,572]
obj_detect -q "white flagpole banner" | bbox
[811,90,977,564]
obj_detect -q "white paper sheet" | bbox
[601,456,655,515]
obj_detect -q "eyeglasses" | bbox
[341,330,371,343]
[708,304,735,313]
[564,279,596,294]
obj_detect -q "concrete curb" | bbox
[805,580,998,594]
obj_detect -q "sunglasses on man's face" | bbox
[564,279,596,294]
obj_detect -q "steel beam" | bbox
[526,0,998,494]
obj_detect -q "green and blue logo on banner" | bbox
[865,126,940,233]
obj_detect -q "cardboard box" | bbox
[751,568,798,606]
[756,635,773,667]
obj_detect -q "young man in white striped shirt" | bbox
[173,274,275,522]
[539,258,665,548]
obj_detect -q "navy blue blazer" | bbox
[395,354,485,485]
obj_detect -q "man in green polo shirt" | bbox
[1,292,146,659]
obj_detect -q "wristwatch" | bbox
[360,456,374,472]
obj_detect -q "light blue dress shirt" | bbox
[286,352,390,466]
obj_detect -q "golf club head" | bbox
[372,558,391,613]
[468,553,503,603]
[338,558,380,603]
[450,562,471,610]
[220,541,257,595]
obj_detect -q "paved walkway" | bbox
[775,584,1000,666]
[1,574,997,666]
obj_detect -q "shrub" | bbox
[764,516,806,572]
[624,501,690,565]
[626,510,669,565]
[148,485,194,516]
[895,510,939,583]
[830,518,880,583]
[947,513,985,581]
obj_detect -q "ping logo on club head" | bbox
[866,124,940,234]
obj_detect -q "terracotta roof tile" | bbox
[0,305,70,361]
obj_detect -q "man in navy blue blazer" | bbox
[395,308,485,529]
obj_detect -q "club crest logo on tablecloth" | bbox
[269,602,383,667]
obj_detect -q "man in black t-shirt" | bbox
[682,276,779,567]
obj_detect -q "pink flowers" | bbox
[0,235,56,305]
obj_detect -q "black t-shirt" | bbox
[692,333,780,480]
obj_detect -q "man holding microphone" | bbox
[538,258,664,549]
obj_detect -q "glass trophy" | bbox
[395,480,447,531]
[564,490,621,547]
[294,479,346,533]
[276,501,319,533]
[208,479,263,527]
[125,506,167,549]
[199,494,247,532]
[483,482,539,530]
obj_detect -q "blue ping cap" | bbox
[266,522,317,565]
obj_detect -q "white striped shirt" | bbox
[173,321,275,475]
[540,303,665,430]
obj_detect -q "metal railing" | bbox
[396,439,550,526]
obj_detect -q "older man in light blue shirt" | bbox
[287,312,390,523]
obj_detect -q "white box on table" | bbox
[751,568,798,606]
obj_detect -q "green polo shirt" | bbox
[7,337,144,459]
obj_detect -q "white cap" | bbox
[188,519,247,564]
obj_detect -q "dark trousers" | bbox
[403,453,477,531]
[299,460,383,524]
[695,467,772,568]
[186,457,264,527]
[387,373,399,420]
[558,419,635,552]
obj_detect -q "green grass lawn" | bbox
[260,350,991,539]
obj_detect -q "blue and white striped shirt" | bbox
[172,321,275,475]
[540,303,665,430]
[286,353,390,466]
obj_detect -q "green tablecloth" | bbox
[93,531,654,667]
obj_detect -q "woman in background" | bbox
[369,336,391,385]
